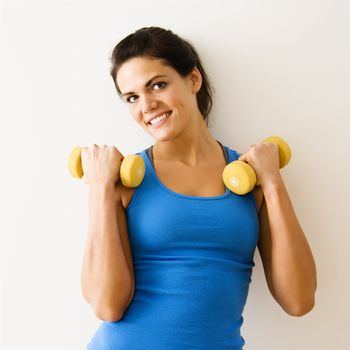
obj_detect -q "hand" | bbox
[81,144,124,187]
[238,141,282,187]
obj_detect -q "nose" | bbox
[141,95,158,114]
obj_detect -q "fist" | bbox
[81,144,124,186]
[238,141,280,186]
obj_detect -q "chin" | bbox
[152,134,172,142]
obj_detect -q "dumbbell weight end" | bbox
[120,154,145,188]
[222,160,257,195]
[68,146,84,178]
[263,136,292,168]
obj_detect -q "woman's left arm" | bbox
[239,141,317,317]
[257,175,317,317]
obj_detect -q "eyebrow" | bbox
[121,75,168,97]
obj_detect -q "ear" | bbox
[188,67,202,93]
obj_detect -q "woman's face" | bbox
[116,56,202,141]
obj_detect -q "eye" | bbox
[126,95,138,103]
[153,81,167,90]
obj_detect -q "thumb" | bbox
[238,153,245,162]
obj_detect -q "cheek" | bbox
[165,89,187,110]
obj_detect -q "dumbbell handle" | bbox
[68,146,145,188]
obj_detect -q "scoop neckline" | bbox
[142,147,231,200]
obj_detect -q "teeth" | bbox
[149,112,170,125]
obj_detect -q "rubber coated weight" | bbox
[222,160,257,195]
[68,147,145,188]
[222,136,291,195]
[263,136,291,168]
[68,146,83,178]
[120,154,146,188]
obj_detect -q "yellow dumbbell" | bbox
[68,146,145,188]
[222,136,292,195]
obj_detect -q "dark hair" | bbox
[109,27,213,125]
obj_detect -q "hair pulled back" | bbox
[109,27,213,125]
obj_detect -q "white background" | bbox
[1,0,349,349]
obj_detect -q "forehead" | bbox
[116,57,176,92]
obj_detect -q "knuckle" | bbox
[114,146,122,155]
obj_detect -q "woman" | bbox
[81,27,317,350]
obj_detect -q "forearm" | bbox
[81,184,132,321]
[261,175,317,314]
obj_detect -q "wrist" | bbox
[89,181,116,190]
[260,172,284,196]
[89,182,116,198]
[88,182,117,208]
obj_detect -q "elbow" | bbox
[286,296,316,317]
[279,277,317,317]
[94,302,127,322]
[94,288,135,322]
[82,278,135,322]
[81,291,123,322]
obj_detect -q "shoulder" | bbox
[224,145,240,160]
[115,181,127,206]
[115,181,135,210]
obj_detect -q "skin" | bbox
[117,57,317,317]
[116,56,223,168]
[116,56,239,203]
[83,56,317,318]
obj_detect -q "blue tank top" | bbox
[87,142,260,350]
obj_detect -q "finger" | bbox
[113,146,124,160]
[81,147,88,159]
[81,174,88,184]
[92,144,99,155]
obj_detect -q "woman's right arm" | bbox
[81,182,134,322]
[79,145,134,322]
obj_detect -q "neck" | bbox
[153,112,220,167]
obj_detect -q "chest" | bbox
[126,184,260,262]
[122,166,264,211]
[155,161,227,197]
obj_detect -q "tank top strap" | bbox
[145,145,153,166]
[216,140,229,164]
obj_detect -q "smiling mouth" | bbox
[148,111,172,126]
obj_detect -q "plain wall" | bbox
[1,0,349,349]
